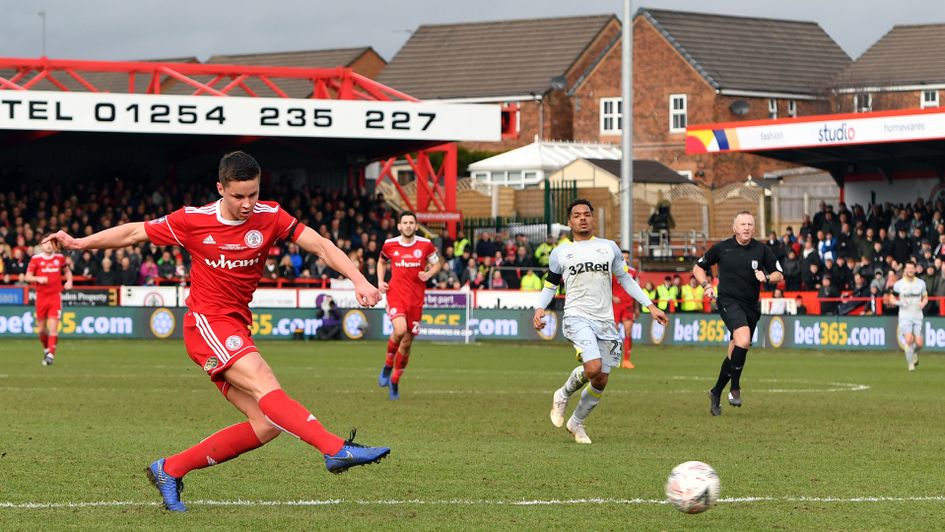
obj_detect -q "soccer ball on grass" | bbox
[664,461,721,514]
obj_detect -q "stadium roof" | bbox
[376,14,616,100]
[835,24,945,89]
[0,57,198,94]
[640,8,851,97]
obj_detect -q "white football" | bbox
[665,461,721,514]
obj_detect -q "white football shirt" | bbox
[548,238,625,322]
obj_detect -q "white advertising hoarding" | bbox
[0,91,500,141]
[687,108,945,153]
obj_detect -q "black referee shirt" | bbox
[695,237,781,305]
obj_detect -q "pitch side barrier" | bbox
[0,304,936,351]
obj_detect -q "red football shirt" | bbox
[27,253,67,297]
[611,264,637,307]
[144,200,302,325]
[380,236,438,305]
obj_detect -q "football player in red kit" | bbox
[44,151,390,512]
[24,239,73,366]
[612,250,637,369]
[376,211,441,399]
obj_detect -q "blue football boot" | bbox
[389,382,400,400]
[378,366,392,388]
[324,429,391,474]
[147,458,187,512]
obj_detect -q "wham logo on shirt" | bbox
[395,258,423,268]
[204,254,260,270]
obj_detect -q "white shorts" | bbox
[562,315,622,374]
[899,313,924,337]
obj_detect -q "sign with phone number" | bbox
[0,91,500,141]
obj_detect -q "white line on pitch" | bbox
[4,496,945,509]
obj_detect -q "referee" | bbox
[693,211,783,416]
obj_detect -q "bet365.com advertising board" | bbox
[0,306,934,350]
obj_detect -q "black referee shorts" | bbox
[718,299,761,339]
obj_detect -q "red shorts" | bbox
[183,311,258,396]
[35,294,62,320]
[386,298,422,335]
[614,305,635,324]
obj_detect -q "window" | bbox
[599,97,622,135]
[922,90,939,109]
[787,99,797,118]
[768,99,778,119]
[669,94,687,133]
[854,92,872,113]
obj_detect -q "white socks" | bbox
[572,385,604,423]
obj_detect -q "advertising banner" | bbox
[0,305,936,352]
[0,91,500,141]
[120,286,179,307]
[0,287,26,305]
[249,288,297,308]
[26,288,117,307]
[474,290,543,309]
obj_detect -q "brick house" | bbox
[834,24,945,113]
[377,11,851,187]
[594,8,850,187]
[377,15,622,153]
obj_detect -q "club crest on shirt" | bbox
[225,335,244,351]
[751,260,759,270]
[413,249,423,258]
[244,230,263,249]
[203,356,219,371]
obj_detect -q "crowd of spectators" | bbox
[7,175,942,314]
[0,177,556,292]
[763,199,945,315]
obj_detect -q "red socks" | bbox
[258,389,344,455]
[163,422,262,478]
[47,335,58,355]
[39,332,49,350]
[385,339,398,367]
[391,352,410,384]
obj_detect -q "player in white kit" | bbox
[533,199,668,444]
[890,261,927,371]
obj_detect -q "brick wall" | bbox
[349,50,387,80]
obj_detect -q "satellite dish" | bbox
[549,75,567,91]
[730,100,750,116]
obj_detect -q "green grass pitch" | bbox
[1,338,944,530]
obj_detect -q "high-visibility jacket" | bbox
[453,237,471,256]
[642,288,657,312]
[681,284,704,311]
[520,272,542,291]
[534,242,554,267]
[656,284,677,311]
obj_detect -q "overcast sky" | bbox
[2,0,944,63]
